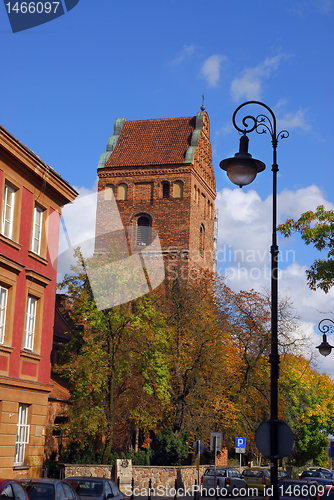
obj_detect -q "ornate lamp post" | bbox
[316,319,334,356]
[220,101,289,500]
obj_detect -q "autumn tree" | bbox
[280,354,334,466]
[278,205,334,293]
[214,282,312,454]
[56,249,171,463]
[154,272,241,447]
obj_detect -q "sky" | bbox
[1,0,334,380]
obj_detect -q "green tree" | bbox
[56,249,171,463]
[150,426,190,466]
[278,205,334,293]
[280,354,334,466]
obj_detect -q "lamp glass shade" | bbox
[226,162,258,187]
[318,344,332,357]
[316,334,333,357]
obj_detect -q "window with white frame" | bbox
[31,205,43,254]
[2,184,15,239]
[24,296,37,350]
[0,286,8,344]
[14,404,30,465]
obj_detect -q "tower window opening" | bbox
[118,183,127,200]
[104,185,114,201]
[137,216,151,246]
[173,181,183,198]
[162,182,170,199]
[199,224,205,258]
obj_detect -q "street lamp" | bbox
[220,101,289,500]
[316,319,334,357]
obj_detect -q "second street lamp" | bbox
[316,318,334,357]
[220,101,289,500]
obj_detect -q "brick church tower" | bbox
[96,109,216,281]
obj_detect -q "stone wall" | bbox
[63,448,228,494]
[131,465,208,491]
[63,464,114,480]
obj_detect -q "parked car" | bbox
[320,486,334,499]
[19,478,80,500]
[0,479,29,500]
[242,467,271,494]
[299,471,325,479]
[308,468,334,480]
[276,479,322,500]
[310,478,334,488]
[66,477,124,500]
[201,466,248,496]
[278,470,291,481]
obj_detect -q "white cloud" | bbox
[278,109,311,131]
[55,182,98,279]
[170,44,196,65]
[200,54,227,87]
[230,54,288,102]
[215,185,334,381]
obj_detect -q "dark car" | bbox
[321,486,334,499]
[19,478,80,500]
[277,479,321,500]
[0,479,29,500]
[300,471,325,479]
[66,477,124,500]
[278,471,291,481]
[201,466,248,496]
[311,478,334,487]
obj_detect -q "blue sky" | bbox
[1,0,334,378]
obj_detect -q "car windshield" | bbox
[204,469,227,477]
[21,483,54,500]
[73,480,103,496]
[243,470,263,477]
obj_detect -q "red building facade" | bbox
[0,125,77,478]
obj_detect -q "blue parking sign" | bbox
[235,437,246,449]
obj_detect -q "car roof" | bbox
[66,477,108,481]
[18,479,63,483]
[243,467,268,470]
[205,466,234,469]
[282,479,319,484]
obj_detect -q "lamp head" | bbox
[220,133,266,188]
[316,334,334,357]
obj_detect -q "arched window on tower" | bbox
[162,182,170,199]
[118,183,127,200]
[104,185,114,201]
[137,215,151,246]
[199,224,205,258]
[173,181,183,198]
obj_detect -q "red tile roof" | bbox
[49,373,71,401]
[105,116,196,167]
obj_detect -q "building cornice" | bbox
[0,126,78,205]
